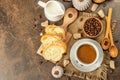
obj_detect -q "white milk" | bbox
[46,2,63,16]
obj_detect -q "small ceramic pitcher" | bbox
[38,0,65,22]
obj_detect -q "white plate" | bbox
[70,39,104,72]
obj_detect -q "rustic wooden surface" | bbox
[0,0,120,80]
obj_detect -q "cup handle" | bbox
[38,1,46,8]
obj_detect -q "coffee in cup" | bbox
[77,44,97,64]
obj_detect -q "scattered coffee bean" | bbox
[80,17,83,22]
[103,3,107,7]
[39,61,44,65]
[115,40,119,43]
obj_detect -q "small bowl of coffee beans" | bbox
[83,17,103,38]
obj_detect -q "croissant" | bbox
[40,24,67,63]
[41,34,61,45]
[43,41,66,62]
[45,25,65,39]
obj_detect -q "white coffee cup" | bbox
[75,41,100,67]
[70,39,104,72]
[38,0,65,22]
[73,39,103,67]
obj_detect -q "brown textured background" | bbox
[0,0,120,80]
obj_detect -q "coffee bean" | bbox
[84,18,102,36]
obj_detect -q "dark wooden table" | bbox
[0,0,120,80]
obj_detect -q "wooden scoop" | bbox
[61,8,78,43]
[101,8,112,50]
[109,21,118,58]
[108,9,118,58]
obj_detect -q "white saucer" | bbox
[70,39,104,72]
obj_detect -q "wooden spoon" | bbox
[101,8,112,50]
[108,10,118,58]
[61,8,78,31]
[61,8,78,32]
[61,8,78,43]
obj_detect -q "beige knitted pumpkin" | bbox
[72,0,92,11]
